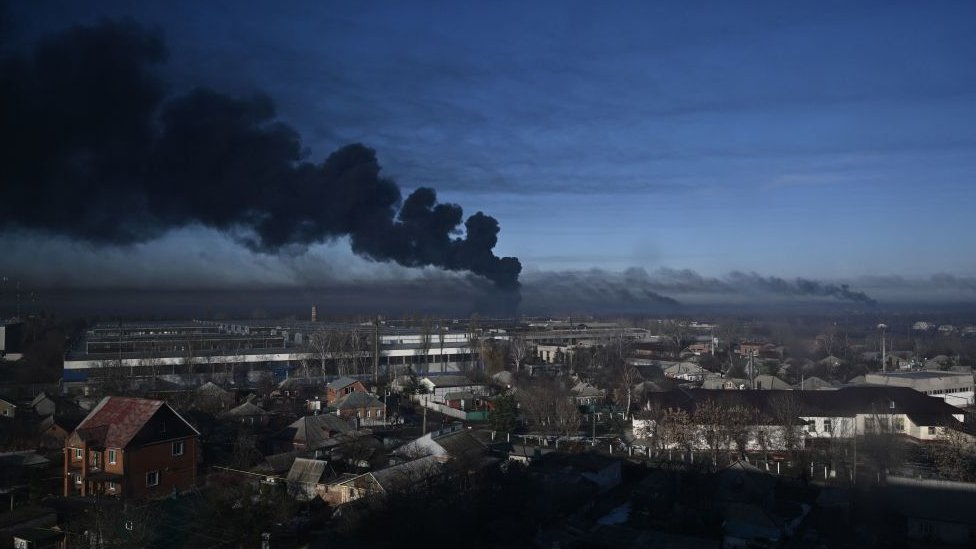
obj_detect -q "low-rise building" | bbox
[326,377,367,405]
[64,396,199,499]
[860,371,975,408]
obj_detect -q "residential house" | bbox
[326,377,367,405]
[571,381,606,406]
[0,451,50,512]
[532,452,622,494]
[31,392,56,417]
[701,375,750,390]
[752,375,792,391]
[193,381,235,410]
[285,458,334,501]
[64,396,200,499]
[38,414,81,450]
[419,375,487,404]
[275,376,327,400]
[396,424,488,464]
[273,414,354,453]
[219,400,270,426]
[323,455,445,506]
[818,355,847,370]
[794,376,835,391]
[663,362,707,382]
[10,528,65,549]
[444,391,492,412]
[332,391,385,422]
[0,395,18,418]
[884,476,976,546]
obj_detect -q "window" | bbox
[894,417,905,432]
[74,473,82,485]
[146,471,159,487]
[824,419,833,433]
[108,449,117,464]
[172,440,184,457]
[928,426,936,435]
[74,448,82,459]
[107,481,117,492]
[865,418,876,432]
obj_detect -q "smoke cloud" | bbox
[0,20,521,290]
[523,267,876,307]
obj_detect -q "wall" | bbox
[124,436,197,499]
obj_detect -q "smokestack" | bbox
[311,305,318,322]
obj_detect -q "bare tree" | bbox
[467,314,482,373]
[659,320,690,359]
[657,407,693,455]
[508,335,528,374]
[612,365,642,417]
[692,398,725,464]
[437,324,447,373]
[418,316,433,376]
[861,407,905,480]
[769,392,804,457]
[307,330,333,377]
[719,402,754,461]
[930,425,976,482]
[518,379,581,443]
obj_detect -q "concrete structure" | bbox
[63,319,490,390]
[861,371,975,408]
[638,387,972,451]
[0,321,24,360]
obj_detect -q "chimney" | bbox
[311,305,318,322]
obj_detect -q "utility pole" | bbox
[592,408,597,445]
[372,316,380,383]
[422,397,428,435]
[878,323,888,373]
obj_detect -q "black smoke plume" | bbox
[0,20,521,290]
[650,268,875,304]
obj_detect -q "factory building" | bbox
[63,319,496,392]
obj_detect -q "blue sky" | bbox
[4,1,976,304]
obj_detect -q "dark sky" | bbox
[2,1,976,311]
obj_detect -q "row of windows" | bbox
[925,387,973,395]
[71,441,185,462]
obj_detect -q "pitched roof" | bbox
[753,375,792,390]
[332,391,383,410]
[423,375,477,388]
[276,414,354,450]
[644,387,964,426]
[220,401,268,417]
[327,377,360,390]
[195,381,230,396]
[286,458,331,485]
[444,391,477,401]
[370,455,443,493]
[70,396,198,449]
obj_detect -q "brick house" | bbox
[333,391,385,421]
[326,377,367,405]
[64,396,199,499]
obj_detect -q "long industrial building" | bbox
[63,319,497,391]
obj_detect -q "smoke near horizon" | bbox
[0,19,521,290]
